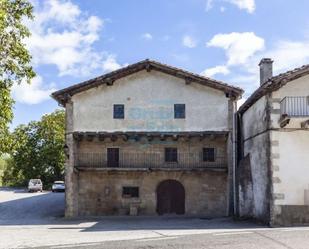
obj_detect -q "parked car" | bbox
[28,179,43,192]
[52,181,65,192]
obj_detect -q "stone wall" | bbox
[77,169,228,216]
[271,205,309,226]
[239,96,271,223]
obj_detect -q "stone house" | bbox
[237,58,309,226]
[52,59,243,217]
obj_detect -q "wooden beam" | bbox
[172,134,178,141]
[73,133,83,141]
[110,135,117,142]
[106,78,114,86]
[145,64,151,72]
[86,134,95,141]
[280,118,290,128]
[98,133,105,141]
[121,134,128,141]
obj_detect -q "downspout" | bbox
[232,100,237,216]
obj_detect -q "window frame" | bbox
[113,104,125,119]
[203,147,216,162]
[165,147,178,163]
[174,104,186,119]
[122,186,139,198]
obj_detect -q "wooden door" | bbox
[107,148,119,167]
[156,180,185,215]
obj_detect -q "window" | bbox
[203,148,216,162]
[174,104,185,119]
[122,187,139,198]
[113,104,124,119]
[165,148,178,162]
[107,148,119,167]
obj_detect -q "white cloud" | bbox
[141,33,153,40]
[201,65,230,77]
[261,40,309,73]
[26,0,123,77]
[12,75,56,105]
[182,35,197,48]
[206,0,255,13]
[102,55,122,72]
[207,32,264,66]
[204,33,309,100]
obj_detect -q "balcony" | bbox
[280,96,309,117]
[280,96,309,128]
[74,152,227,170]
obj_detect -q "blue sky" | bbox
[11,0,309,128]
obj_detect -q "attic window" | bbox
[114,104,124,119]
[174,104,185,119]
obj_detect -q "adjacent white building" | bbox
[238,59,309,226]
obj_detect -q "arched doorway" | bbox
[156,180,185,215]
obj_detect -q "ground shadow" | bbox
[78,216,264,232]
[0,188,264,231]
[0,188,67,225]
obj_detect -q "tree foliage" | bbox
[0,0,35,153]
[2,110,65,187]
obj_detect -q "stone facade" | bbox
[78,170,228,216]
[73,135,229,216]
[52,60,241,218]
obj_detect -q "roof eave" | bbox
[51,59,244,105]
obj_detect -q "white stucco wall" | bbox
[271,75,309,205]
[241,96,270,220]
[72,70,230,132]
[271,130,309,205]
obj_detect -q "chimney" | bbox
[259,58,273,85]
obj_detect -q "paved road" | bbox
[1,188,309,249]
[0,187,64,224]
[43,228,309,249]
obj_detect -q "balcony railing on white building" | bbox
[75,152,227,169]
[280,96,309,117]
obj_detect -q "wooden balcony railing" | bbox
[74,152,227,169]
[280,96,309,117]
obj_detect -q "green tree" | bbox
[0,0,35,154]
[3,110,65,187]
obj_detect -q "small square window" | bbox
[165,148,178,162]
[122,187,139,198]
[174,104,185,119]
[114,104,124,119]
[203,148,216,162]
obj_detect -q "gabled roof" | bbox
[52,59,243,106]
[239,64,309,114]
